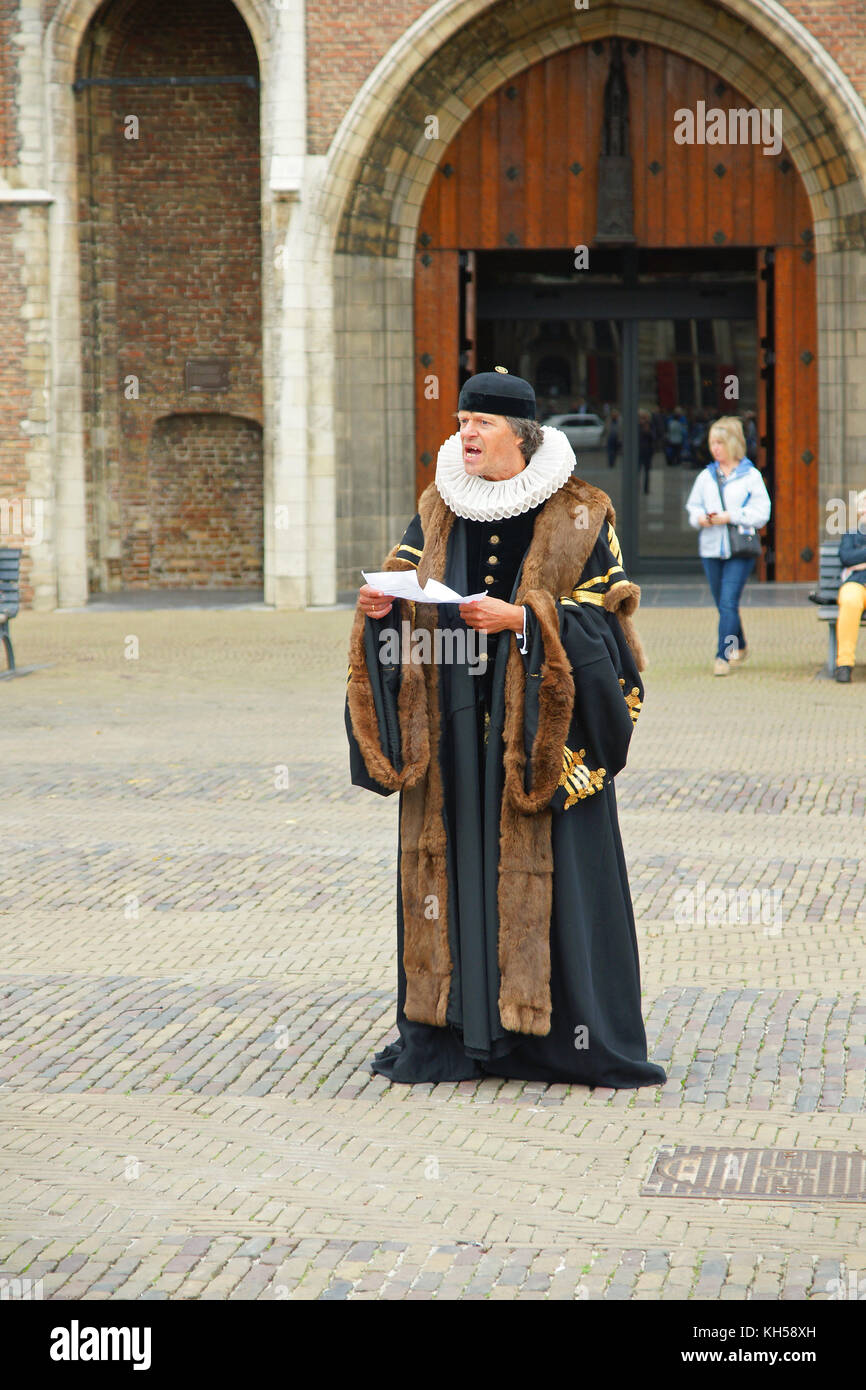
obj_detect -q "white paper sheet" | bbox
[362,570,488,605]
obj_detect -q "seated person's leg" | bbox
[836,581,866,669]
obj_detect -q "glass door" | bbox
[472,250,759,576]
[473,312,627,540]
[633,315,758,564]
[535,316,626,523]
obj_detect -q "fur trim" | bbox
[401,653,452,1026]
[520,476,612,594]
[346,553,430,790]
[602,582,646,672]
[502,590,575,814]
[398,489,457,1024]
[603,579,640,618]
[496,589,572,1038]
[606,581,647,672]
[497,795,554,1035]
[416,483,456,587]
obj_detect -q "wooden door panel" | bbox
[414,249,460,501]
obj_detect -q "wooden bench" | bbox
[0,548,21,673]
[810,540,866,674]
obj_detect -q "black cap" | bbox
[458,366,536,420]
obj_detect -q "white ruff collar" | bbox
[434,425,576,521]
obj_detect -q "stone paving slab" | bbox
[0,606,863,1300]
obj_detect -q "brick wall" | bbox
[149,414,263,585]
[304,0,866,155]
[76,0,262,590]
[0,0,18,171]
[305,0,429,154]
[780,1,866,93]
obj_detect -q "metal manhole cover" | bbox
[643,1146,866,1201]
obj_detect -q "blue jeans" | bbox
[701,555,756,660]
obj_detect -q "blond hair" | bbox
[708,416,747,463]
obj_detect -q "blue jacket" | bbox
[685,459,772,559]
[839,530,866,587]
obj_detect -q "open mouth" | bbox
[464,445,482,460]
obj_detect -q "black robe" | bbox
[346,501,666,1090]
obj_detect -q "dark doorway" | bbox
[471,249,761,577]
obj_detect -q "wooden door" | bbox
[414,39,819,578]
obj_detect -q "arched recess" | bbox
[72,0,263,593]
[149,414,263,587]
[45,0,274,604]
[321,0,866,595]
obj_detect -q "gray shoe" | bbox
[835,665,853,683]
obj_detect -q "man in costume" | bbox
[345,368,666,1089]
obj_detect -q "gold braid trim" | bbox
[559,745,607,808]
[395,544,421,566]
[619,676,642,725]
[570,564,627,593]
[560,592,605,608]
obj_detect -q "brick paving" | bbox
[0,604,864,1300]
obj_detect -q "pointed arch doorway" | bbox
[414,40,816,581]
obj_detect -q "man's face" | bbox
[457,411,525,481]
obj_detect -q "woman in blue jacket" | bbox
[685,416,772,675]
[834,489,866,682]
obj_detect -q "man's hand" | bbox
[358,583,394,619]
[459,597,525,634]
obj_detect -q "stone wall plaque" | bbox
[184,358,230,393]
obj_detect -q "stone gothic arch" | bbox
[322,0,866,256]
[318,0,866,595]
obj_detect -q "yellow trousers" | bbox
[836,581,866,667]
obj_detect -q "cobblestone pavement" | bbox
[0,604,864,1300]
